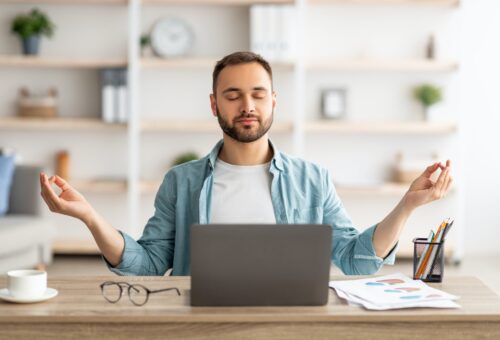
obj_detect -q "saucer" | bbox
[0,288,58,304]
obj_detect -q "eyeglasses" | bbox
[100,281,181,306]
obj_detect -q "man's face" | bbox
[210,62,276,143]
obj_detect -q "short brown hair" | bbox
[212,51,273,95]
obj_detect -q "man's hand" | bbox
[404,160,453,210]
[39,173,95,225]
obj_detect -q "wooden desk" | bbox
[1,275,499,339]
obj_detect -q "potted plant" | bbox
[11,8,56,55]
[140,34,152,57]
[172,152,199,167]
[413,84,443,121]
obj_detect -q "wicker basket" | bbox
[17,87,58,118]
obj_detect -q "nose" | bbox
[240,95,255,115]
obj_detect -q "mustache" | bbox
[234,113,259,121]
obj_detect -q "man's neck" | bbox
[218,135,273,166]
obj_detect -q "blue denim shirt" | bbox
[107,139,397,276]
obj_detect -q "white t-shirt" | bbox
[210,158,276,223]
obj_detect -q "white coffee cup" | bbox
[7,270,47,299]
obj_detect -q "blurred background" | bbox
[0,0,498,290]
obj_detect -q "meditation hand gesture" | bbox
[39,173,95,224]
[404,160,453,209]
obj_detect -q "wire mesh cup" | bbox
[413,237,445,283]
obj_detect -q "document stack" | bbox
[329,273,460,310]
[101,68,128,124]
[250,5,297,63]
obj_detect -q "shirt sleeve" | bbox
[104,172,176,276]
[322,168,398,275]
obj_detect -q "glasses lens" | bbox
[129,285,148,306]
[102,282,122,303]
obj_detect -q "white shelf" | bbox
[305,120,457,134]
[141,119,293,133]
[307,59,458,72]
[0,55,127,69]
[141,57,294,71]
[52,239,100,255]
[309,0,459,6]
[0,0,127,4]
[0,116,126,130]
[142,0,294,5]
[336,182,409,195]
[72,179,127,193]
[0,0,464,260]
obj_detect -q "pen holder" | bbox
[413,237,445,283]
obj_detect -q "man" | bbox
[40,51,453,276]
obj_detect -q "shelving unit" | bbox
[0,0,127,5]
[304,120,457,134]
[140,119,294,132]
[141,57,294,71]
[72,179,127,193]
[142,0,294,5]
[0,55,127,68]
[0,0,463,260]
[306,59,458,72]
[308,0,459,6]
[0,116,126,130]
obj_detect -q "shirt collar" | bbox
[207,138,284,172]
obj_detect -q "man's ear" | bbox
[272,91,277,111]
[210,94,217,117]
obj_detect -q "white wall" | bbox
[460,0,500,255]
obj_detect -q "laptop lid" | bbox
[190,224,332,307]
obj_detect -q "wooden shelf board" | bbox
[337,181,456,195]
[142,0,294,5]
[140,180,162,193]
[141,57,293,71]
[141,119,293,133]
[0,55,127,69]
[72,179,127,193]
[52,239,100,255]
[309,0,459,6]
[336,182,410,195]
[0,116,126,130]
[0,0,127,5]
[307,59,458,72]
[305,120,457,134]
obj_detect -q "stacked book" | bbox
[101,68,128,124]
[329,273,461,310]
[250,5,297,63]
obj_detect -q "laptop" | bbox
[190,224,332,307]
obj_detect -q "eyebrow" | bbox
[222,86,269,94]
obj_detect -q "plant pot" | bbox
[424,105,444,122]
[21,35,40,55]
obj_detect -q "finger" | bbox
[39,172,44,189]
[54,175,74,192]
[433,168,449,198]
[42,174,64,211]
[40,190,57,212]
[422,163,440,177]
[443,174,453,194]
[439,171,451,197]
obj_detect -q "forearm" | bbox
[82,210,125,267]
[373,194,415,258]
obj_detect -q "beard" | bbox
[216,106,274,143]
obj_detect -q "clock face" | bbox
[150,17,194,58]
